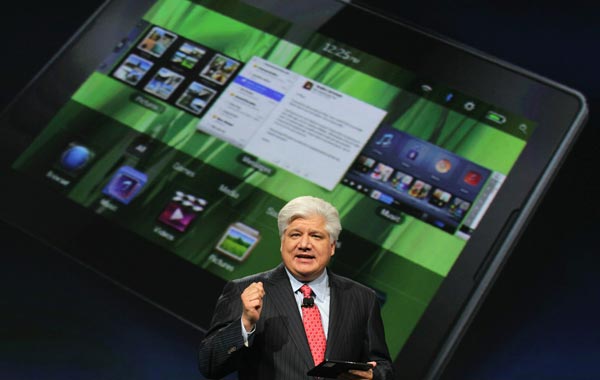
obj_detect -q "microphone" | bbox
[302,297,315,308]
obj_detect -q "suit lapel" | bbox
[265,265,315,369]
[326,271,346,359]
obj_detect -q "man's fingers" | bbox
[241,282,265,330]
[252,282,265,297]
[341,362,376,380]
[243,282,264,297]
[246,297,263,309]
[242,282,266,309]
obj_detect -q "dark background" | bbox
[1,1,598,379]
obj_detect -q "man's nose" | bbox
[298,234,311,250]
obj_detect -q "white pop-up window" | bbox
[198,56,387,190]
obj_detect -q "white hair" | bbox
[277,196,341,241]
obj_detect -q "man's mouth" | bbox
[295,254,315,260]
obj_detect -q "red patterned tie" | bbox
[300,284,327,365]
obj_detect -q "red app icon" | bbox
[463,170,482,186]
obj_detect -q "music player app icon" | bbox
[158,191,208,232]
[102,166,147,204]
[375,132,394,148]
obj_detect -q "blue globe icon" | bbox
[60,145,92,171]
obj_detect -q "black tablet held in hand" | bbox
[0,0,588,379]
[307,360,373,378]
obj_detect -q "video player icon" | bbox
[169,208,185,222]
[158,191,208,232]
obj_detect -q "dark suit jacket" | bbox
[198,264,394,380]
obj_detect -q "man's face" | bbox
[281,214,335,282]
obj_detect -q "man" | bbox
[198,196,394,379]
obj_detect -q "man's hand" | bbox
[338,361,377,380]
[241,281,265,332]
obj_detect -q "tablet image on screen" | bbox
[0,0,587,378]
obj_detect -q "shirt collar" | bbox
[285,267,329,301]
